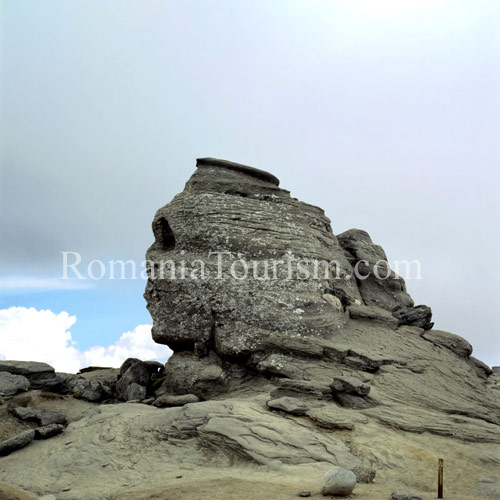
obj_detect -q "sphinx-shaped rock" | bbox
[145,159,500,448]
[145,158,361,371]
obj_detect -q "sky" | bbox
[0,0,499,370]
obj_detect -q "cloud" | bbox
[0,307,172,373]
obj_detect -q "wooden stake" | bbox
[438,458,444,499]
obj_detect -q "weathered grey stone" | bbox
[331,375,370,396]
[166,400,361,468]
[299,491,311,497]
[270,379,332,400]
[470,356,493,378]
[116,359,151,401]
[492,366,500,375]
[321,467,357,496]
[126,383,147,401]
[0,360,54,376]
[322,293,343,311]
[0,430,35,456]
[78,368,119,390]
[347,303,399,328]
[34,424,65,439]
[351,466,376,484]
[0,372,29,396]
[392,305,433,330]
[153,394,199,407]
[422,330,472,358]
[391,493,422,500]
[0,361,67,393]
[266,397,309,416]
[473,485,500,497]
[12,407,67,426]
[69,378,103,401]
[306,406,356,430]
[337,228,414,311]
[159,352,225,399]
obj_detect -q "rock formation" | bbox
[144,159,500,439]
[0,158,499,499]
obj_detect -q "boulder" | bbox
[78,368,119,391]
[158,352,225,399]
[126,383,147,401]
[473,485,500,497]
[391,493,422,500]
[392,305,433,330]
[0,430,35,456]
[69,378,106,402]
[34,424,65,439]
[0,361,67,393]
[0,372,29,396]
[11,407,67,426]
[321,467,357,496]
[116,358,160,401]
[153,394,199,407]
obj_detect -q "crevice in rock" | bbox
[154,217,176,251]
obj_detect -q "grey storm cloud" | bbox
[0,0,499,363]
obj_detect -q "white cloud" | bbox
[0,307,172,373]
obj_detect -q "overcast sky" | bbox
[1,0,499,369]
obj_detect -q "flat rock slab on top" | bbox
[196,157,281,186]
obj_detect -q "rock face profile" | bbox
[144,158,499,430]
[0,158,499,500]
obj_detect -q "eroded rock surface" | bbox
[144,158,500,448]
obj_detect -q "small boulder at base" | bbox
[391,493,423,500]
[12,407,67,426]
[0,372,30,396]
[321,467,357,496]
[116,359,151,401]
[126,383,147,401]
[34,424,65,439]
[0,430,35,457]
[473,485,500,498]
[69,378,107,402]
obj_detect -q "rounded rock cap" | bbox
[196,157,280,186]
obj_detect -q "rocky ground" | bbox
[0,361,499,499]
